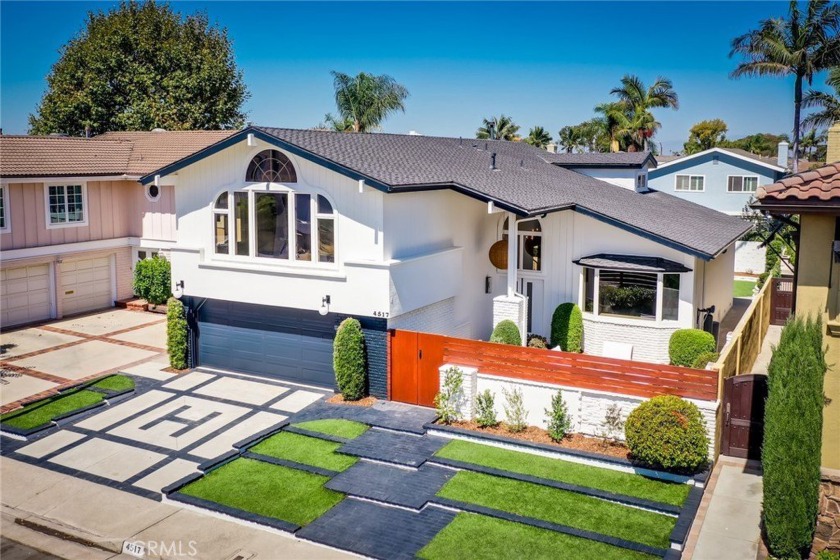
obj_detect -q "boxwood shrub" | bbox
[763,316,826,559]
[691,351,719,369]
[625,395,709,472]
[550,303,582,352]
[333,318,367,400]
[133,256,172,305]
[490,320,521,345]
[669,329,716,367]
[166,297,188,370]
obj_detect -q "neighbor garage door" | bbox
[1,264,52,328]
[197,299,337,388]
[61,256,113,316]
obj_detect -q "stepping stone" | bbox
[326,462,456,509]
[297,499,455,560]
[337,429,446,467]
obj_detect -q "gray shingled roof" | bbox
[544,151,656,168]
[252,127,749,259]
[572,254,692,273]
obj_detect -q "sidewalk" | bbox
[0,457,351,560]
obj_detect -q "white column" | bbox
[507,212,518,296]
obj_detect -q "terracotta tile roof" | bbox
[756,162,840,205]
[0,130,236,178]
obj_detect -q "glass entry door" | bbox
[518,277,544,337]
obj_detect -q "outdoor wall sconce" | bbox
[173,280,185,298]
[485,276,493,294]
[319,295,331,316]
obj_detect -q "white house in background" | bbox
[141,127,749,396]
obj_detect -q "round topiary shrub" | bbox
[625,395,709,472]
[550,303,582,352]
[527,334,548,349]
[669,329,716,367]
[333,318,366,400]
[490,320,521,345]
[691,351,719,369]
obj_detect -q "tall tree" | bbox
[318,113,355,132]
[557,126,580,153]
[684,119,729,154]
[609,74,679,151]
[330,71,409,133]
[29,1,248,135]
[524,126,552,148]
[800,127,828,159]
[730,0,840,172]
[803,66,840,130]
[721,132,791,156]
[476,115,520,141]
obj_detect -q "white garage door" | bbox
[62,256,113,316]
[1,264,52,328]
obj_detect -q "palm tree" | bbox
[476,115,520,141]
[803,67,840,130]
[730,0,840,172]
[594,103,633,152]
[524,126,552,148]
[330,71,409,133]
[557,126,579,153]
[609,75,679,151]
[319,113,355,132]
[800,127,828,159]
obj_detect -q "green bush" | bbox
[133,256,172,305]
[502,386,528,433]
[545,390,571,442]
[166,297,188,369]
[669,329,716,367]
[435,366,464,424]
[763,316,826,559]
[815,551,840,560]
[474,389,498,428]
[527,334,548,349]
[550,303,582,352]
[491,320,522,345]
[691,351,719,369]
[333,318,366,400]
[624,395,709,472]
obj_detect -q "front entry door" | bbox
[722,374,768,459]
[518,278,544,336]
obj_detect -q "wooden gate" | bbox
[389,330,445,407]
[770,277,794,326]
[721,374,768,460]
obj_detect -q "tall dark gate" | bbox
[722,374,768,460]
[770,277,794,326]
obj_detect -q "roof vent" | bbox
[151,128,167,133]
[490,152,497,170]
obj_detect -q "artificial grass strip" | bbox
[89,374,135,393]
[436,440,690,506]
[734,280,757,298]
[250,431,357,472]
[294,418,369,440]
[437,471,675,549]
[180,458,343,526]
[418,513,656,560]
[1,390,104,429]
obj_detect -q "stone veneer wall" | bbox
[492,294,528,345]
[583,316,677,364]
[813,473,840,557]
[440,364,719,458]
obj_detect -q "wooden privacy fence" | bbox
[389,329,718,407]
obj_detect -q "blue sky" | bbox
[0,1,830,153]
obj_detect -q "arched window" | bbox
[246,150,297,183]
[502,218,542,271]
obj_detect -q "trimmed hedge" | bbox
[691,351,719,369]
[490,320,521,345]
[333,318,366,400]
[133,256,172,305]
[166,297,188,369]
[669,329,716,367]
[625,395,709,472]
[763,316,826,559]
[550,303,582,352]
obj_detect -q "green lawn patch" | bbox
[436,440,690,507]
[734,280,756,298]
[250,431,357,472]
[88,374,135,393]
[180,458,343,526]
[419,513,655,560]
[293,418,368,440]
[437,471,675,549]
[1,389,104,430]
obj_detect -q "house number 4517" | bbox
[373,311,389,318]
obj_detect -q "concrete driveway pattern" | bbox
[0,309,166,411]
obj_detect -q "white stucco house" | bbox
[140,127,749,397]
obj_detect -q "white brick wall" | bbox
[441,364,719,459]
[583,315,676,364]
[388,297,463,335]
[492,295,527,345]
[734,240,766,276]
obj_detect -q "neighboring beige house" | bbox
[0,130,234,328]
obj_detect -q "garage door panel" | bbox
[1,264,52,327]
[62,257,113,316]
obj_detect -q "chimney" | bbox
[828,122,840,163]
[546,143,557,154]
[777,141,789,169]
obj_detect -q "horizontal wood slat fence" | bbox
[393,331,718,402]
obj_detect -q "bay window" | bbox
[581,267,682,321]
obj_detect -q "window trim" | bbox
[674,174,705,192]
[44,183,88,229]
[0,185,9,234]
[726,175,760,193]
[579,267,683,323]
[145,183,162,203]
[499,217,543,274]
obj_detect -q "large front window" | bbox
[502,218,542,272]
[47,184,85,225]
[582,267,681,321]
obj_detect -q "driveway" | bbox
[0,309,167,412]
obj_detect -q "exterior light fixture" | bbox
[173,280,185,298]
[319,295,331,316]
